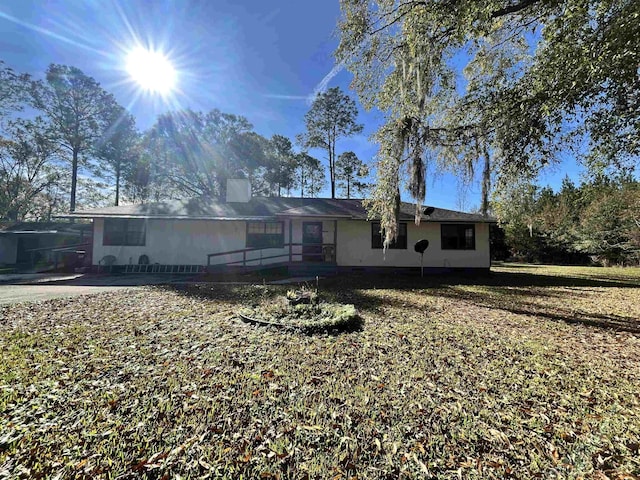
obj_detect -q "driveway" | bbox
[0,274,198,305]
[0,283,135,304]
[0,273,309,305]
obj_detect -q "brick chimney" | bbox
[226,179,251,203]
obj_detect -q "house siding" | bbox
[91,217,489,269]
[336,220,490,268]
[92,218,290,267]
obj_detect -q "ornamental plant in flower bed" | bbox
[240,288,361,334]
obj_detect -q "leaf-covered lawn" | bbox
[1,265,639,479]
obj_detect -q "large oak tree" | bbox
[337,0,640,246]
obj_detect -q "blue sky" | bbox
[0,0,583,210]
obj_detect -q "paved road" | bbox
[0,273,304,305]
[0,274,190,305]
[0,284,136,305]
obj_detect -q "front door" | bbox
[302,222,323,262]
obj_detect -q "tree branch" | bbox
[370,0,427,35]
[491,0,542,18]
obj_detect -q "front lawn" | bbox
[1,265,639,479]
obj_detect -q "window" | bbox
[441,224,475,250]
[103,219,146,246]
[371,221,407,249]
[246,221,284,248]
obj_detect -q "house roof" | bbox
[60,197,496,223]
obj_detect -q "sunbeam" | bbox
[125,46,177,95]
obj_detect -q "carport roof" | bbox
[0,222,92,235]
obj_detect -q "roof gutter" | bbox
[55,213,278,221]
[275,213,353,219]
[0,230,60,235]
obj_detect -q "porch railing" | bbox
[206,243,336,268]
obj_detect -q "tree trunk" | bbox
[330,171,335,198]
[70,148,78,212]
[329,141,335,199]
[327,129,336,198]
[217,173,228,200]
[115,163,121,206]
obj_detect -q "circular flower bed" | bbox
[239,290,361,334]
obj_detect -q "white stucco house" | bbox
[65,180,495,274]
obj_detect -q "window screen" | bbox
[371,222,407,249]
[246,222,284,248]
[103,219,146,246]
[441,224,475,250]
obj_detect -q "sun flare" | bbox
[125,47,176,94]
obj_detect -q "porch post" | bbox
[288,219,293,263]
